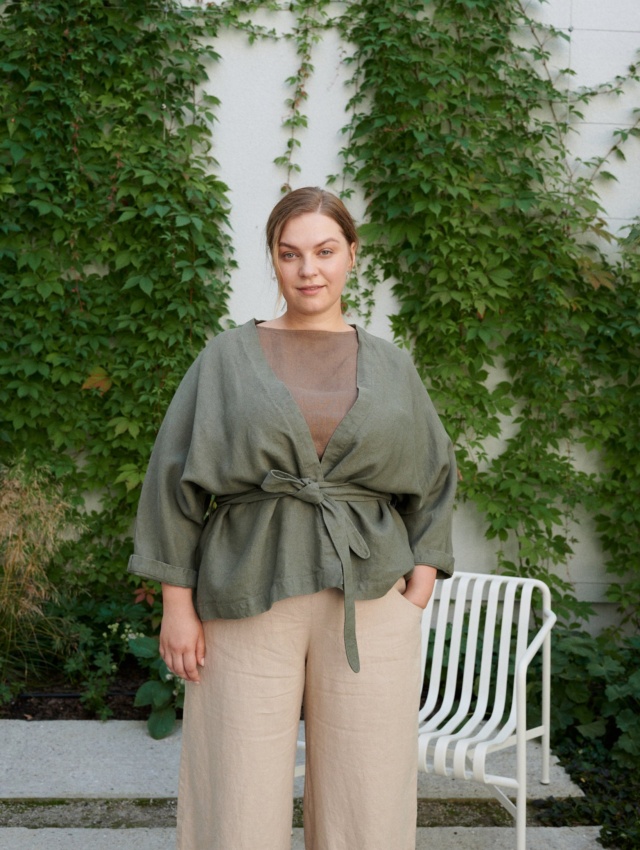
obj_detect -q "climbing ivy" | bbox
[275,0,331,193]
[0,0,233,593]
[1,0,638,633]
[584,232,640,630]
[330,0,640,624]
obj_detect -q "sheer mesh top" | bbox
[256,325,358,459]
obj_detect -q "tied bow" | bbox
[217,470,391,673]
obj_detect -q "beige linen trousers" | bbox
[177,579,423,850]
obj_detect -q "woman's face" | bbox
[274,212,356,326]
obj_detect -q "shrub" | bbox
[0,458,76,695]
[542,630,640,769]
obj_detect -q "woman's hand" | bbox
[402,564,438,609]
[159,584,206,683]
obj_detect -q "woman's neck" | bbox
[260,312,354,332]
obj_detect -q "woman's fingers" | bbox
[196,627,206,669]
[162,646,201,683]
[160,633,205,683]
[159,589,206,683]
[159,584,205,682]
[181,646,202,683]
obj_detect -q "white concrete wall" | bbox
[523,0,640,241]
[196,1,640,619]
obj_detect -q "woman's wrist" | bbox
[162,582,197,612]
[403,564,438,608]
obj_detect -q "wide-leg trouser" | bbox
[176,579,423,850]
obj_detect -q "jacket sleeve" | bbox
[395,365,457,579]
[127,352,210,588]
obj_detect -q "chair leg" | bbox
[516,713,527,850]
[541,631,552,785]
[516,779,527,850]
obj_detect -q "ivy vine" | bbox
[1,0,638,633]
[0,0,233,593]
[333,0,640,626]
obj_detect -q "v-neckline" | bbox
[244,319,372,475]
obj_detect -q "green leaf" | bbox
[147,705,177,740]
[134,680,172,709]
[115,251,133,270]
[118,210,138,223]
[139,277,154,296]
[129,636,160,660]
[28,199,63,217]
[576,719,607,739]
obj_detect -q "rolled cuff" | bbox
[127,554,198,588]
[410,548,454,580]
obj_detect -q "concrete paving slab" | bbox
[0,828,176,849]
[2,719,581,801]
[0,826,603,850]
[293,720,582,800]
[414,827,603,849]
[1,721,180,799]
[415,744,582,800]
[300,748,581,800]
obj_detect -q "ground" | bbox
[0,662,155,721]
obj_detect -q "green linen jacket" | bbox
[128,319,456,672]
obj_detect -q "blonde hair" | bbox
[265,187,359,301]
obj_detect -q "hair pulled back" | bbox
[266,187,359,261]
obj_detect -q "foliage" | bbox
[0,457,76,692]
[55,592,161,718]
[129,634,185,739]
[524,628,640,848]
[585,229,640,632]
[0,0,233,606]
[274,0,331,192]
[206,0,640,625]
[533,742,640,850]
[532,630,640,768]
[331,0,640,624]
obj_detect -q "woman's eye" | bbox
[281,252,296,260]
[319,249,333,256]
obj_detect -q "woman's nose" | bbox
[299,255,317,277]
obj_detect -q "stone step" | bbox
[1,719,583,801]
[0,826,603,850]
[1,719,597,850]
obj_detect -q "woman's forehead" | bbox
[279,212,347,245]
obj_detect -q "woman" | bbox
[128,187,456,850]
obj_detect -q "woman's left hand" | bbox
[402,564,438,609]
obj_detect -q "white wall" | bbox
[523,0,640,240]
[197,1,640,620]
[203,4,397,338]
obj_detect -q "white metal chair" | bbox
[418,571,556,850]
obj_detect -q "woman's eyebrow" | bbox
[278,238,341,249]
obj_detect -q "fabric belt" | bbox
[216,469,391,673]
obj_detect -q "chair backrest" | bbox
[418,572,551,734]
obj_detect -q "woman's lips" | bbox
[298,286,323,294]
